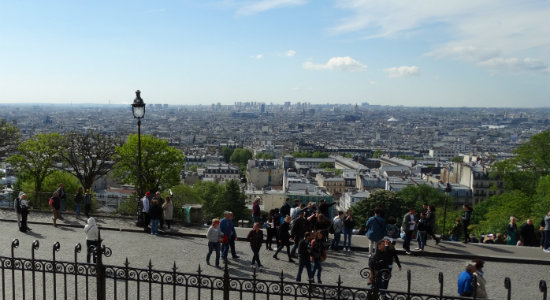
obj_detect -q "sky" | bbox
[0,0,548,107]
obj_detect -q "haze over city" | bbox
[0,0,548,107]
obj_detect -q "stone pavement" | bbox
[0,208,549,299]
[1,208,549,265]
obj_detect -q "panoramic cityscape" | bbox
[0,1,548,300]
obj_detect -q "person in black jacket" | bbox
[247,222,264,268]
[519,219,537,247]
[295,232,313,282]
[149,199,162,235]
[290,211,307,258]
[273,216,295,262]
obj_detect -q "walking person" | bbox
[457,262,476,297]
[401,208,416,254]
[365,208,386,255]
[84,189,92,218]
[49,191,61,227]
[153,192,165,229]
[424,204,440,244]
[162,196,174,229]
[84,217,99,263]
[14,191,23,228]
[149,199,162,236]
[331,211,344,251]
[74,186,84,217]
[310,231,326,284]
[220,211,235,263]
[472,259,487,298]
[506,216,518,245]
[228,212,239,259]
[385,216,400,246]
[273,215,295,262]
[415,212,428,251]
[247,222,264,268]
[342,209,355,252]
[141,192,151,232]
[295,232,313,282]
[56,183,66,219]
[19,193,31,232]
[290,210,307,257]
[206,218,223,268]
[462,204,473,243]
[265,209,278,251]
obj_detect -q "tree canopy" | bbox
[113,134,184,195]
[0,120,20,159]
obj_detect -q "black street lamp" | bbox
[442,183,452,239]
[132,90,146,197]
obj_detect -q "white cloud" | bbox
[237,0,307,16]
[369,81,376,85]
[477,57,547,73]
[303,56,366,72]
[331,0,549,73]
[252,54,263,60]
[384,66,419,78]
[286,50,296,57]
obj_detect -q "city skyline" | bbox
[0,1,548,107]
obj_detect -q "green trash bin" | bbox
[182,206,191,224]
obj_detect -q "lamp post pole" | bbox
[132,90,146,197]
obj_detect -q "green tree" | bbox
[397,184,445,210]
[372,149,383,158]
[312,151,329,158]
[7,133,62,203]
[165,184,202,219]
[57,131,121,191]
[350,189,404,226]
[193,180,225,221]
[256,152,275,159]
[0,119,20,158]
[230,148,253,165]
[113,134,184,195]
[189,165,198,172]
[222,179,247,222]
[21,170,81,209]
[319,162,334,169]
[222,147,234,163]
[451,156,464,163]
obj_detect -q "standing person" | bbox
[228,212,239,259]
[457,262,476,297]
[462,204,473,243]
[331,211,344,251]
[153,192,165,229]
[506,216,518,245]
[252,197,261,223]
[149,199,162,236]
[415,213,428,251]
[310,231,326,284]
[318,199,335,218]
[519,219,537,247]
[56,183,66,219]
[84,189,92,218]
[366,208,386,255]
[84,217,99,263]
[247,222,264,268]
[206,218,223,268]
[369,239,402,289]
[385,216,400,246]
[49,191,61,227]
[19,193,31,232]
[162,196,174,229]
[315,213,331,242]
[14,191,24,229]
[472,259,487,299]
[280,198,291,221]
[424,204,440,244]
[273,215,295,262]
[74,187,84,217]
[342,209,355,252]
[290,199,301,220]
[265,209,278,251]
[220,211,235,263]
[290,210,307,258]
[295,232,313,282]
[542,211,550,253]
[401,208,416,254]
[141,192,151,232]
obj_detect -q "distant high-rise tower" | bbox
[260,103,265,113]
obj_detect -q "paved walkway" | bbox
[1,208,548,265]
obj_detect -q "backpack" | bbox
[310,239,327,262]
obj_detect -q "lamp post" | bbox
[442,183,452,239]
[132,90,146,197]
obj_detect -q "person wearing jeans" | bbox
[206,219,223,267]
[331,211,344,251]
[342,209,355,251]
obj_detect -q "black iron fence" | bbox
[0,235,548,300]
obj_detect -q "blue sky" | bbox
[0,0,548,107]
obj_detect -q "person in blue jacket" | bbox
[457,262,476,297]
[365,207,386,255]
